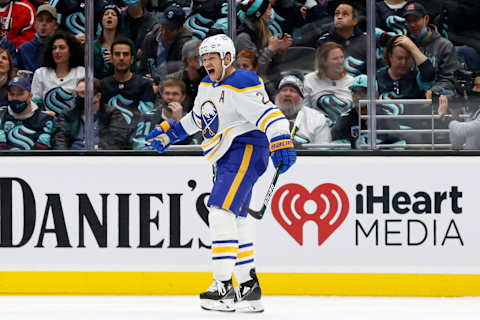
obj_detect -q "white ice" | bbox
[0,296,479,320]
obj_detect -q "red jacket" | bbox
[0,0,36,49]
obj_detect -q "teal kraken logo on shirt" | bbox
[44,87,75,115]
[200,99,219,139]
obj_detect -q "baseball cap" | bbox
[8,77,31,92]
[36,4,57,19]
[349,75,378,91]
[159,5,186,29]
[278,75,304,98]
[402,2,427,18]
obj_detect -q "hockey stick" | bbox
[246,109,304,220]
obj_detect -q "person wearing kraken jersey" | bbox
[376,0,408,35]
[17,4,58,73]
[31,31,84,117]
[101,37,157,150]
[0,77,54,150]
[315,2,367,76]
[377,35,434,115]
[145,34,295,312]
[48,0,107,45]
[0,0,36,48]
[304,42,353,125]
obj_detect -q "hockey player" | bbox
[146,34,296,312]
[0,77,54,150]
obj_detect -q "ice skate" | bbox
[199,279,235,312]
[235,269,264,313]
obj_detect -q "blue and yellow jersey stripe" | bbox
[200,69,263,92]
[256,107,287,133]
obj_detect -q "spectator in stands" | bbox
[166,39,205,113]
[94,4,122,79]
[0,0,36,49]
[102,37,159,150]
[119,0,158,59]
[456,46,480,71]
[316,2,367,76]
[376,0,408,35]
[158,78,185,123]
[138,4,191,83]
[403,2,459,96]
[0,77,54,150]
[17,4,58,73]
[236,49,259,74]
[377,35,434,115]
[331,74,405,149]
[0,47,16,106]
[51,78,127,150]
[31,31,85,116]
[184,0,228,40]
[304,42,353,125]
[275,74,331,145]
[49,0,107,46]
[236,0,293,76]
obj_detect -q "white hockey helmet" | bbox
[199,34,236,66]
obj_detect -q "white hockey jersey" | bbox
[294,106,332,144]
[304,72,354,109]
[180,69,290,164]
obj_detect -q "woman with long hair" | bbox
[304,41,353,124]
[236,0,292,75]
[0,47,17,106]
[31,31,85,116]
[94,4,122,79]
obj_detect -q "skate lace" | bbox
[207,280,226,295]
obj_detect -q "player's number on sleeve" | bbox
[136,121,152,137]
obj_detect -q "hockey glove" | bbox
[270,134,297,174]
[145,120,188,153]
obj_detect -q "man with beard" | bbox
[275,74,331,145]
[0,77,54,150]
[101,37,160,150]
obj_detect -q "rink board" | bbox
[0,156,479,296]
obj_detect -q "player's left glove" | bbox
[270,134,296,174]
[145,120,188,153]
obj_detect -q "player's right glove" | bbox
[270,134,296,174]
[145,120,188,153]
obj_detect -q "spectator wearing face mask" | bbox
[0,76,54,150]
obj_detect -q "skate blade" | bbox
[200,299,235,312]
[235,300,264,313]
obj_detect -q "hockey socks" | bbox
[209,208,238,281]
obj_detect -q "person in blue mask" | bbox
[0,77,54,150]
[403,2,459,98]
[17,4,59,73]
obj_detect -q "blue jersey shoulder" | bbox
[221,69,261,89]
[200,69,261,89]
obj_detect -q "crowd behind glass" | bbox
[0,0,479,151]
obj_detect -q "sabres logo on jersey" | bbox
[44,87,75,115]
[200,100,219,139]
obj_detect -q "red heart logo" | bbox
[272,183,349,245]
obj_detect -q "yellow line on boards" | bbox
[1,272,479,296]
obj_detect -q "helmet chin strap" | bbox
[216,56,233,84]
